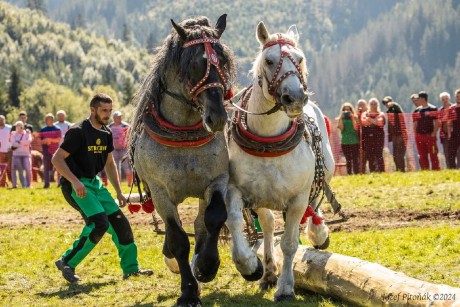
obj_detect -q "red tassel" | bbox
[300,205,315,224]
[312,214,323,226]
[142,198,155,213]
[128,203,141,214]
[224,88,234,100]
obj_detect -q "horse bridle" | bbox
[182,29,232,106]
[227,35,308,116]
[262,35,307,97]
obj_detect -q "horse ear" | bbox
[287,24,300,42]
[215,14,227,37]
[171,19,188,41]
[256,21,270,45]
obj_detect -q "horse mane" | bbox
[128,16,237,150]
[249,32,308,83]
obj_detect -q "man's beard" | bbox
[95,112,109,126]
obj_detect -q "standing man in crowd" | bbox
[11,111,34,133]
[438,92,452,167]
[413,91,440,170]
[52,93,152,283]
[447,88,460,168]
[383,96,406,172]
[0,115,12,187]
[109,111,132,186]
[38,114,61,188]
[54,110,72,144]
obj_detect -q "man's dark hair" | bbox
[90,93,113,108]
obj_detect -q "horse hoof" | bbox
[241,257,263,281]
[193,259,220,283]
[177,296,202,307]
[164,255,180,274]
[274,293,295,302]
[259,278,277,290]
[314,236,330,250]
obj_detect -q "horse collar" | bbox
[143,103,215,147]
[230,89,306,157]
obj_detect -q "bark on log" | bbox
[254,240,460,306]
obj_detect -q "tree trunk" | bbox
[254,241,460,306]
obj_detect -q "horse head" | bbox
[170,14,236,132]
[254,22,309,118]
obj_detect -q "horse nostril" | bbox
[206,115,214,127]
[281,94,295,105]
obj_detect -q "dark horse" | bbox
[128,15,237,306]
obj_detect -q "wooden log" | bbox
[254,240,460,306]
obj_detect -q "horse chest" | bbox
[229,142,313,206]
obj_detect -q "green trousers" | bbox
[60,176,139,275]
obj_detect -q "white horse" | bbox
[226,22,334,302]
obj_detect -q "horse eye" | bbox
[265,59,273,65]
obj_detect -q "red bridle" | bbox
[262,35,307,97]
[182,30,232,103]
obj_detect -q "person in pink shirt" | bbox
[109,111,132,186]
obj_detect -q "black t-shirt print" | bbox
[60,119,114,179]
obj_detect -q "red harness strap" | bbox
[144,104,216,148]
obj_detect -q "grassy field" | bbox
[0,170,459,306]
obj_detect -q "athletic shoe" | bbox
[123,269,154,280]
[55,259,80,283]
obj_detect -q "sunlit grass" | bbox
[0,170,459,305]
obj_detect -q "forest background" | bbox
[1,0,460,128]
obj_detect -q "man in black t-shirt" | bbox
[412,91,440,170]
[383,96,406,172]
[52,93,152,283]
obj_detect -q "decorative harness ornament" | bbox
[262,35,307,99]
[143,28,233,148]
[182,30,233,103]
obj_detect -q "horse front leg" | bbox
[155,200,200,307]
[254,208,278,290]
[191,189,226,283]
[274,196,306,302]
[225,185,263,281]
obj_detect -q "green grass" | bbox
[0,170,459,306]
[331,170,460,211]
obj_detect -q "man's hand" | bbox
[72,181,86,198]
[117,193,128,208]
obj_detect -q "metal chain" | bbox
[304,113,327,211]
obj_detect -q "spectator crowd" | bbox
[1,88,459,187]
[0,109,131,188]
[334,89,460,175]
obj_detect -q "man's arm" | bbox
[52,148,86,198]
[105,152,127,207]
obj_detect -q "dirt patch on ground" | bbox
[323,208,460,232]
[1,202,459,233]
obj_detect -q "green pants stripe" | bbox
[60,176,139,275]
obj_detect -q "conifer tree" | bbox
[26,0,47,15]
[122,78,134,106]
[8,66,23,109]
